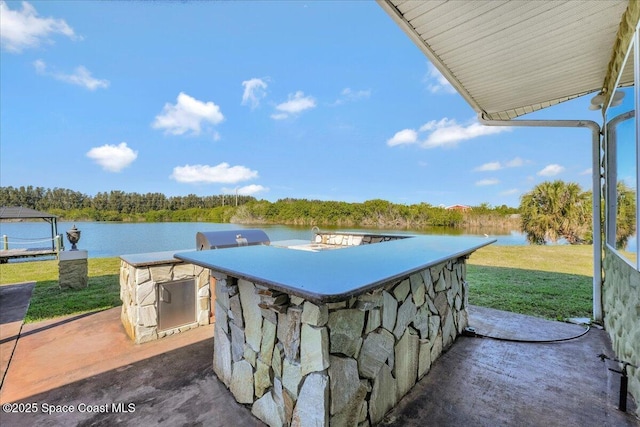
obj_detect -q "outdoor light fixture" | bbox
[589,90,625,110]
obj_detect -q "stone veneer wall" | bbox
[603,246,640,418]
[59,258,88,289]
[120,260,211,344]
[212,257,469,427]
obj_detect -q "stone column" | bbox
[59,250,89,289]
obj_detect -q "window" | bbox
[606,35,638,269]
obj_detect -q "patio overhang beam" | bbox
[478,115,603,322]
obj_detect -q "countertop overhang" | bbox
[174,236,495,303]
[120,249,192,267]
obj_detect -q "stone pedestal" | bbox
[59,250,89,289]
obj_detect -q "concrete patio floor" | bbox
[0,282,638,426]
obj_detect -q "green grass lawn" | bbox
[0,258,121,323]
[467,245,593,320]
[0,244,596,323]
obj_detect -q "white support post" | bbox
[479,115,603,321]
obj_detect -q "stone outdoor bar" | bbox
[175,232,494,426]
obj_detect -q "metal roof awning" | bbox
[378,0,637,120]
[0,206,58,220]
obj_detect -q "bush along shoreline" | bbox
[1,186,519,231]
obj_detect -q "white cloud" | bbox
[170,163,258,184]
[474,157,525,172]
[153,92,224,136]
[476,178,500,186]
[424,63,456,94]
[387,118,509,149]
[474,161,501,172]
[33,58,46,73]
[222,184,268,196]
[386,129,418,147]
[270,112,289,120]
[34,60,109,90]
[420,118,510,148]
[1,1,79,53]
[56,65,109,90]
[538,164,565,177]
[241,78,268,109]
[500,189,519,196]
[86,142,137,172]
[271,91,316,119]
[580,168,592,175]
[334,87,371,105]
[505,157,524,168]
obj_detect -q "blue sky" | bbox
[1,1,633,207]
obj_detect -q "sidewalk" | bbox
[0,282,35,389]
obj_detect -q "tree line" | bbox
[0,186,256,220]
[231,198,477,228]
[0,185,518,228]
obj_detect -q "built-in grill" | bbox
[196,229,270,250]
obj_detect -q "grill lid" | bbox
[196,229,270,250]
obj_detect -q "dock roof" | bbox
[0,206,58,220]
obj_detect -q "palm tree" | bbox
[520,181,591,245]
[615,181,636,249]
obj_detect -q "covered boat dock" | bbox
[0,207,63,263]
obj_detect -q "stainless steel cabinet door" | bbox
[158,279,196,331]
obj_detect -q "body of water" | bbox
[3,220,636,261]
[0,221,533,261]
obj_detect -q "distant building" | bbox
[445,204,472,212]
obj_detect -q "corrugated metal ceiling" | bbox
[379,0,634,120]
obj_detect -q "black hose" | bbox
[466,325,591,343]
